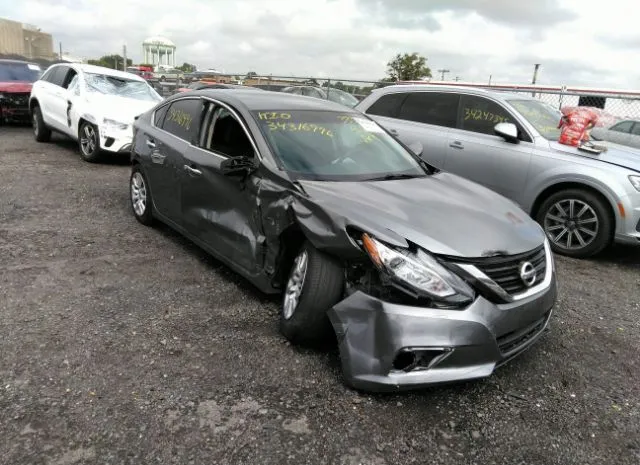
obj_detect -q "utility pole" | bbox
[123,44,127,71]
[532,63,541,97]
[488,75,492,85]
[59,42,62,60]
[454,76,461,82]
[437,69,450,81]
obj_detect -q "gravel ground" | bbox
[1,126,639,465]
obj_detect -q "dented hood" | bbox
[297,172,545,258]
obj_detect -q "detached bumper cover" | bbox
[327,275,556,392]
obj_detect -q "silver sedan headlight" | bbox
[361,233,475,305]
[629,175,640,192]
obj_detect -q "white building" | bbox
[142,36,176,68]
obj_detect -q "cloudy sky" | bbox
[1,0,638,88]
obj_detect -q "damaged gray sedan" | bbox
[129,89,557,392]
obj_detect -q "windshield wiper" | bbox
[367,173,425,181]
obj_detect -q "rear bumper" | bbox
[328,274,556,392]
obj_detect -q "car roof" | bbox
[372,84,537,102]
[179,89,354,112]
[51,63,145,82]
[0,59,39,66]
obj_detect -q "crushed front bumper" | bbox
[328,275,556,392]
[99,126,133,154]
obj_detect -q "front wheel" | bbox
[280,242,344,346]
[536,189,613,258]
[78,121,101,162]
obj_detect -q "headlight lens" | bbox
[629,175,640,192]
[103,118,129,130]
[361,233,474,304]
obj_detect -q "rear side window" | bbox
[161,99,202,143]
[632,123,640,136]
[459,95,515,136]
[365,92,407,118]
[46,66,68,87]
[398,92,459,128]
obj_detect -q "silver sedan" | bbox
[591,119,640,149]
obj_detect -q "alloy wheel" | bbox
[283,250,309,320]
[543,199,599,250]
[131,172,147,217]
[80,124,97,156]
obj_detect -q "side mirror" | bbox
[220,156,257,177]
[494,122,519,143]
[407,141,424,157]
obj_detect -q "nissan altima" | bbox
[128,89,557,392]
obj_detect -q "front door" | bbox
[181,102,263,274]
[443,94,534,205]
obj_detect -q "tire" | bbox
[78,121,101,162]
[32,105,51,142]
[159,75,166,82]
[130,165,154,226]
[536,188,613,258]
[280,241,344,346]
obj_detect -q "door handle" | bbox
[146,139,156,149]
[150,152,166,164]
[183,165,202,176]
[449,141,464,149]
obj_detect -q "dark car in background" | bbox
[0,59,42,123]
[282,85,359,107]
[127,89,556,392]
[174,81,263,94]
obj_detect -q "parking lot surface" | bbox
[1,126,639,465]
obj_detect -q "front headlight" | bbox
[629,175,640,192]
[361,233,474,305]
[103,118,129,131]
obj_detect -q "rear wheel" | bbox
[130,165,154,225]
[280,241,344,346]
[32,105,51,142]
[536,188,613,258]
[79,121,101,162]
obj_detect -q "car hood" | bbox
[85,93,159,124]
[0,81,32,93]
[549,140,640,173]
[297,173,545,258]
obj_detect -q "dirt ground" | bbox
[1,126,638,465]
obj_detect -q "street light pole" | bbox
[437,69,450,81]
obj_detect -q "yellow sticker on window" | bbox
[464,108,510,124]
[167,107,193,130]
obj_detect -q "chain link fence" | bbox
[148,72,640,124]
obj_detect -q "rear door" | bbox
[443,94,534,205]
[37,65,71,131]
[181,101,263,274]
[362,91,455,169]
[144,97,203,224]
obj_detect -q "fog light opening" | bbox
[393,350,418,372]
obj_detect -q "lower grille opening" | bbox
[497,312,550,356]
[104,137,115,147]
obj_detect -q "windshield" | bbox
[326,89,359,108]
[508,99,562,140]
[0,62,42,82]
[253,110,427,181]
[84,73,162,102]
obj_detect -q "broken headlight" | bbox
[361,233,474,305]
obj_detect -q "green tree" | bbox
[87,54,132,70]
[245,71,258,78]
[177,62,196,72]
[386,53,431,81]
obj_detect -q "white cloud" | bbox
[0,0,637,88]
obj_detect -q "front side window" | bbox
[84,73,162,102]
[460,95,516,136]
[611,121,634,133]
[398,92,459,128]
[161,99,202,143]
[0,62,42,82]
[365,92,407,118]
[200,105,254,158]
[252,110,427,181]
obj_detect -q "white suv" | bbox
[29,63,163,162]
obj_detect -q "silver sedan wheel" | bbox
[544,199,599,250]
[131,172,147,217]
[283,250,309,320]
[80,124,97,156]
